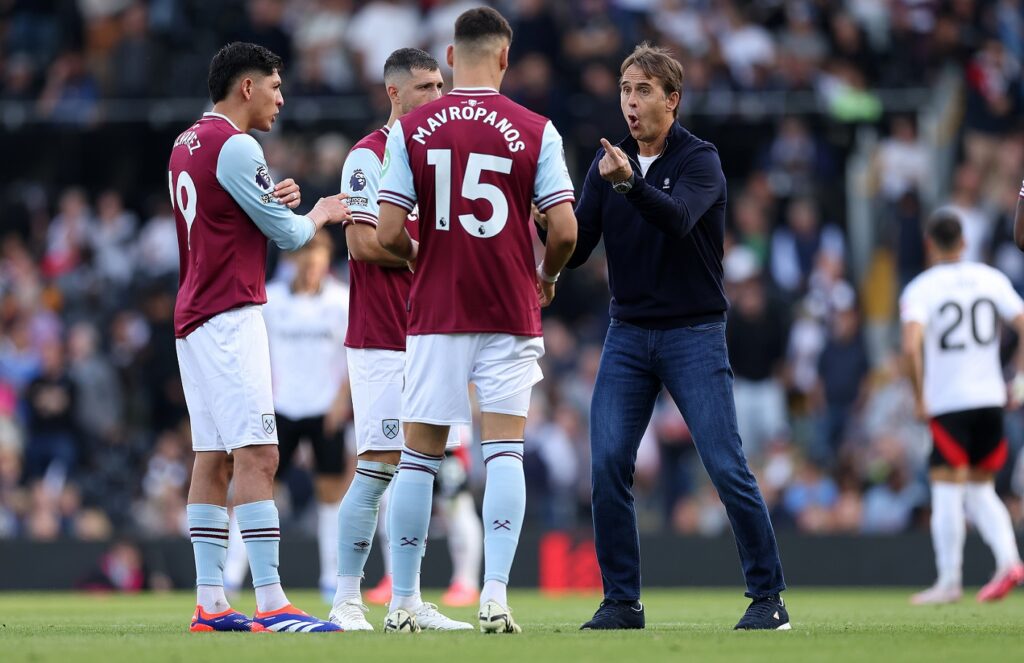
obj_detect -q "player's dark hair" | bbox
[621,43,685,117]
[383,48,440,83]
[926,208,963,250]
[208,42,283,103]
[454,6,513,47]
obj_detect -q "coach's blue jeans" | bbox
[590,319,786,600]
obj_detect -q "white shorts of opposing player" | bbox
[176,305,277,452]
[402,334,544,424]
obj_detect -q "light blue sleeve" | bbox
[533,121,575,212]
[377,119,417,211]
[216,133,316,251]
[340,147,381,226]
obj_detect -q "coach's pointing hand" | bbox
[598,138,633,184]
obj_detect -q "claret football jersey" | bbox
[379,87,574,337]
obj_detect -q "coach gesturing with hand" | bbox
[537,44,788,631]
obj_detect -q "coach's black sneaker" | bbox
[579,599,645,630]
[734,594,791,631]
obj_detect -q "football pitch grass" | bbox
[3,588,1022,662]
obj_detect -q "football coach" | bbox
[536,44,788,631]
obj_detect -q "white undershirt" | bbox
[637,154,657,177]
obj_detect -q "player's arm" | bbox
[535,133,602,270]
[324,377,352,435]
[340,147,407,268]
[901,320,926,421]
[376,120,419,263]
[1014,181,1024,251]
[217,133,350,250]
[532,121,578,306]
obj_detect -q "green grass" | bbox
[2,588,1022,662]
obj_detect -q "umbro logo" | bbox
[493,519,511,531]
[354,540,370,550]
[400,537,419,547]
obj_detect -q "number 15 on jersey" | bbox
[426,149,512,239]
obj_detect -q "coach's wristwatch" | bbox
[612,173,634,194]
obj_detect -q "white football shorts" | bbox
[347,347,460,453]
[403,333,544,425]
[176,305,277,453]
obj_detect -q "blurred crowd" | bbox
[4,0,1024,544]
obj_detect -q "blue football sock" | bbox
[336,461,395,598]
[187,503,229,587]
[388,448,442,603]
[235,500,282,588]
[481,440,526,585]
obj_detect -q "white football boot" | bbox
[478,599,522,634]
[328,598,374,631]
[413,602,473,630]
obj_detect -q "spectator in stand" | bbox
[67,321,122,441]
[36,51,100,126]
[770,197,845,297]
[814,291,870,467]
[23,340,78,482]
[90,190,137,292]
[134,197,180,287]
[346,0,421,85]
[761,117,833,201]
[716,3,776,90]
[291,0,357,94]
[871,115,929,205]
[945,162,993,263]
[963,38,1020,184]
[725,246,790,459]
[43,188,93,279]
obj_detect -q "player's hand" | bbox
[537,273,556,307]
[532,203,548,231]
[311,194,351,225]
[598,138,633,183]
[324,402,351,435]
[1009,373,1024,409]
[274,178,302,209]
[406,239,419,273]
[913,399,928,423]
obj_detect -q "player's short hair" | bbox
[454,6,513,50]
[383,48,440,83]
[620,43,685,117]
[926,207,963,250]
[208,42,283,103]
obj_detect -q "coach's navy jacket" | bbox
[557,121,728,330]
